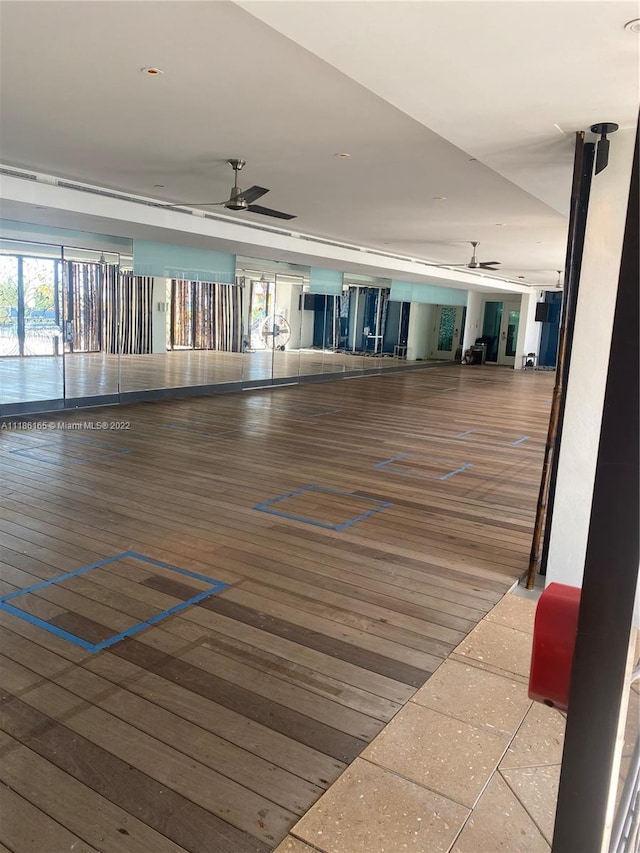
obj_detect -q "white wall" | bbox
[463,291,483,351]
[285,283,304,349]
[514,292,543,370]
[407,302,435,360]
[300,298,314,348]
[544,127,637,625]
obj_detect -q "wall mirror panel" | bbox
[61,246,121,401]
[0,239,64,409]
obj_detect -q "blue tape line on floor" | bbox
[0,551,229,653]
[0,553,134,604]
[439,463,473,480]
[116,551,229,586]
[375,452,472,481]
[334,503,391,531]
[0,602,97,651]
[374,453,412,469]
[91,585,228,652]
[512,436,530,445]
[253,484,392,530]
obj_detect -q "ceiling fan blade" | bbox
[479,262,501,269]
[162,200,224,208]
[241,185,269,204]
[479,261,500,267]
[246,204,297,220]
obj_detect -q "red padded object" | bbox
[528,582,581,712]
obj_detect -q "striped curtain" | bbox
[64,262,102,353]
[171,280,242,352]
[214,282,242,351]
[104,271,153,354]
[194,281,215,349]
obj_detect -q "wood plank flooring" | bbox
[0,364,554,851]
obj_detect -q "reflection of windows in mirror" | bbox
[0,254,63,358]
[249,278,275,350]
[168,279,243,353]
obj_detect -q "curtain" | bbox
[170,280,242,352]
[64,261,102,352]
[104,272,153,354]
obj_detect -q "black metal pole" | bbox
[552,122,639,851]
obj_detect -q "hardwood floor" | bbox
[0,365,554,852]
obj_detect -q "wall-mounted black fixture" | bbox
[590,122,619,174]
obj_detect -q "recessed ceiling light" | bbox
[624,18,640,33]
[433,196,447,201]
[141,67,164,76]
[153,184,165,188]
[35,206,47,210]
[334,152,351,158]
[495,223,506,227]
[518,276,526,280]
[469,158,478,162]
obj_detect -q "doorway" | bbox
[481,299,521,365]
[497,301,520,366]
[432,305,465,360]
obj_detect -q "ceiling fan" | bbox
[438,241,501,271]
[163,159,296,220]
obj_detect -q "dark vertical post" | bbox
[552,124,639,851]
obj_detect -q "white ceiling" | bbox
[0,0,638,288]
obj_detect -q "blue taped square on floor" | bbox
[0,551,228,652]
[253,484,392,531]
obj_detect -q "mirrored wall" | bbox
[0,237,444,417]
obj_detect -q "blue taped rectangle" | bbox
[375,452,472,481]
[10,435,132,466]
[253,484,391,531]
[0,551,228,653]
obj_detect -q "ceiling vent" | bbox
[0,166,39,181]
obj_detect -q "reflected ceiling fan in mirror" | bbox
[438,241,501,271]
[163,159,296,220]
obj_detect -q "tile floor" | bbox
[274,590,640,853]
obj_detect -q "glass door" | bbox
[22,257,61,357]
[0,241,64,410]
[0,254,19,358]
[432,305,465,359]
[497,300,521,366]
